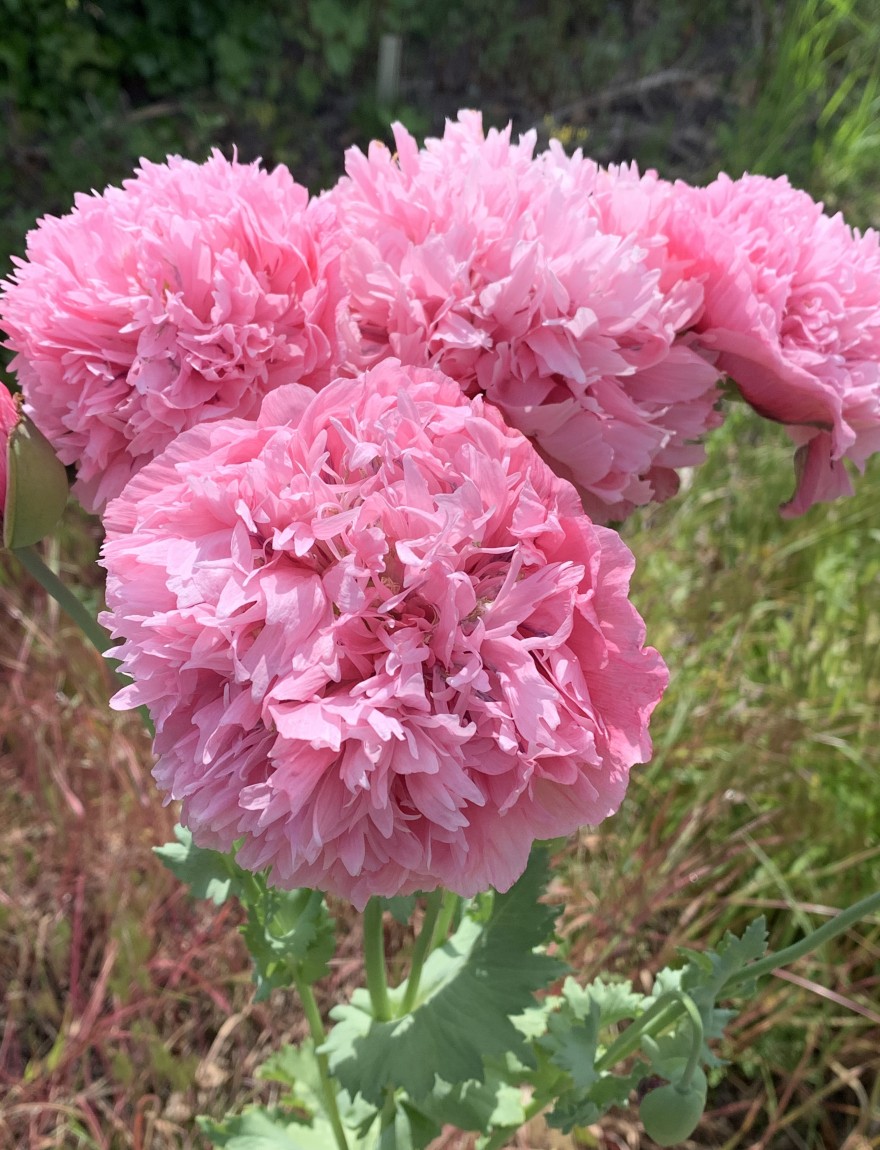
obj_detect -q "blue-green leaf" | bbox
[154,825,244,905]
[324,849,564,1104]
[198,1108,336,1149]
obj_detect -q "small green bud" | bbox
[3,405,69,549]
[639,1068,707,1146]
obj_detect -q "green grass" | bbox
[719,0,880,224]
[630,410,880,870]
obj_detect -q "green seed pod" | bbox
[639,1068,707,1147]
[3,411,69,549]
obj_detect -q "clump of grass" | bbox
[719,0,880,225]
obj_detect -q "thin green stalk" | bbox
[675,994,704,1091]
[399,889,444,1015]
[363,898,391,1021]
[293,973,350,1150]
[430,889,461,951]
[597,890,880,1074]
[14,544,115,660]
[596,996,683,1073]
[725,888,880,990]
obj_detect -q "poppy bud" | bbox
[639,1067,708,1146]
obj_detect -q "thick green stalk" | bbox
[363,898,391,1021]
[399,889,444,1015]
[293,973,350,1150]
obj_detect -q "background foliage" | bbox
[1,1,878,1147]
[4,0,879,273]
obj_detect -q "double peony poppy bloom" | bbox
[326,111,723,522]
[100,364,667,905]
[5,114,880,903]
[0,151,340,514]
[662,173,880,515]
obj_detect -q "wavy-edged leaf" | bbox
[198,1108,337,1150]
[154,825,245,905]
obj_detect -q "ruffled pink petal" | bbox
[664,173,880,514]
[100,361,667,906]
[1,151,343,513]
[323,112,722,523]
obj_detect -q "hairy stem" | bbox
[293,974,350,1150]
[400,889,444,1015]
[363,898,391,1021]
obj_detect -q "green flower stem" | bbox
[399,889,444,1015]
[598,890,880,1076]
[596,995,683,1073]
[292,973,350,1150]
[14,544,115,661]
[378,1086,397,1132]
[724,887,880,990]
[430,889,461,951]
[675,993,704,1091]
[363,898,391,1021]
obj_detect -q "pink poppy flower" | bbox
[324,111,722,522]
[100,361,667,906]
[667,173,880,514]
[0,151,341,514]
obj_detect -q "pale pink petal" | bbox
[0,151,343,513]
[323,112,722,523]
[100,361,667,906]
[664,172,880,514]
